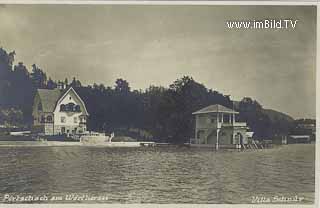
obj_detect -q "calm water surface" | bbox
[0,144,315,203]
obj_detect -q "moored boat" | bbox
[79,131,114,143]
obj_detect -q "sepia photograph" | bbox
[0,2,316,206]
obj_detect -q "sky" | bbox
[0,4,316,119]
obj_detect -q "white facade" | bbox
[53,88,88,135]
[32,87,89,136]
[192,104,249,148]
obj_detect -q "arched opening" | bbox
[60,104,66,111]
[235,132,244,145]
[40,115,45,123]
[66,103,75,111]
[75,105,81,112]
[47,115,53,123]
[196,130,205,144]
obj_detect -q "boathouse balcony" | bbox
[221,122,247,127]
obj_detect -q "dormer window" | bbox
[60,102,80,112]
[75,105,81,112]
[66,103,75,111]
[60,104,66,111]
[38,103,42,111]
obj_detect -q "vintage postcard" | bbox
[0,1,317,207]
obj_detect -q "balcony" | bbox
[221,122,247,127]
[60,103,81,113]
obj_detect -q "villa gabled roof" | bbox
[55,87,89,115]
[192,104,238,115]
[36,87,89,115]
[37,89,62,112]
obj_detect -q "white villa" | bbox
[32,86,89,136]
[192,104,250,148]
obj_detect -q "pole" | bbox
[216,113,219,150]
[216,129,219,150]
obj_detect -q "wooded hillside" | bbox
[0,47,297,142]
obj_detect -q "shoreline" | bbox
[0,141,157,147]
[0,140,313,148]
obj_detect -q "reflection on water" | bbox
[0,144,314,203]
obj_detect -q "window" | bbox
[61,116,66,123]
[40,115,45,123]
[74,117,78,123]
[75,105,81,112]
[224,115,230,123]
[66,103,75,111]
[80,117,86,123]
[38,103,42,111]
[60,104,66,111]
[197,130,204,139]
[211,115,217,123]
[47,115,53,123]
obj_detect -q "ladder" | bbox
[252,140,259,149]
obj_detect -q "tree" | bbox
[30,64,47,88]
[70,77,82,88]
[47,77,57,89]
[0,47,295,142]
[0,107,23,127]
[0,48,16,106]
[64,78,69,88]
[115,78,130,93]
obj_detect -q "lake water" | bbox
[0,144,315,204]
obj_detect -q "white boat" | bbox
[79,131,114,143]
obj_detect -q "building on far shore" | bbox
[32,85,89,136]
[191,104,250,148]
[287,135,311,144]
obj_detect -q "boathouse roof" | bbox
[192,104,239,115]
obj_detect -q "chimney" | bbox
[57,81,65,90]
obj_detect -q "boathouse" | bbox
[287,135,311,144]
[191,104,249,148]
[32,85,89,136]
